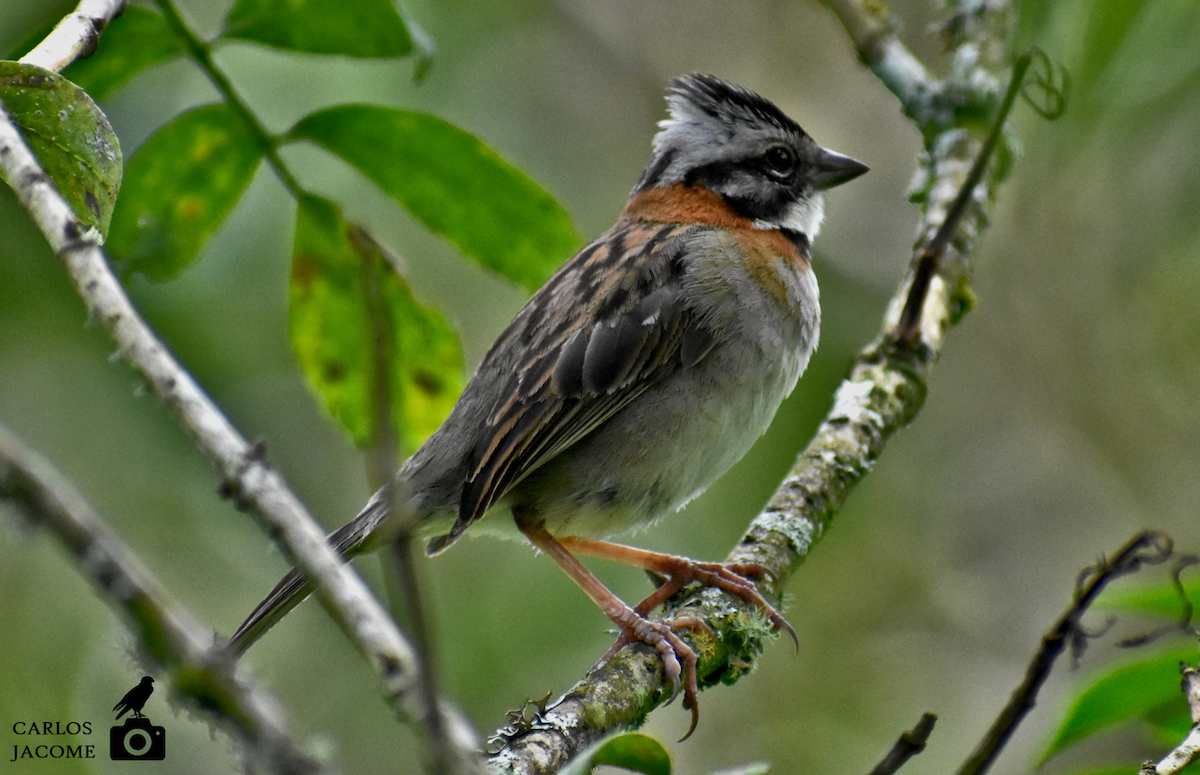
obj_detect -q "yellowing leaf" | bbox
[291,195,462,451]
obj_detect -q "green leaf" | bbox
[61,7,182,101]
[288,105,580,291]
[1043,646,1196,761]
[107,103,264,280]
[290,195,463,451]
[559,732,671,775]
[0,61,122,235]
[223,0,412,58]
[1146,695,1194,748]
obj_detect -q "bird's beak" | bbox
[811,148,869,190]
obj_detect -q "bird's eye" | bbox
[764,146,796,178]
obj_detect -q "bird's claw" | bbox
[595,558,794,742]
[599,608,701,738]
[643,558,798,654]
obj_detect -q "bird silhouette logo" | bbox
[110,677,166,760]
[113,676,154,719]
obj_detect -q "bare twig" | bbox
[868,713,938,775]
[896,50,1035,343]
[18,0,126,73]
[957,531,1174,775]
[0,422,331,775]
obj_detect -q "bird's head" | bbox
[633,73,868,245]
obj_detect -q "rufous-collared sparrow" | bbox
[231,73,868,733]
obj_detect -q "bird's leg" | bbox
[558,536,798,652]
[515,514,701,737]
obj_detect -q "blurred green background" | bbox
[2,1,1199,773]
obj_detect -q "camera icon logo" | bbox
[110,676,166,761]
[110,717,166,760]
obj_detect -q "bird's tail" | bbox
[227,489,391,655]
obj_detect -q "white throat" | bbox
[754,194,825,240]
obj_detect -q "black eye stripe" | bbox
[684,152,799,189]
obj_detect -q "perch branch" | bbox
[18,0,126,73]
[488,1,1025,771]
[0,422,331,775]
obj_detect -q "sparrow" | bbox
[230,73,867,735]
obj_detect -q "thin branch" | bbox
[957,531,1174,775]
[0,88,478,765]
[868,713,938,775]
[896,49,1034,343]
[0,422,330,775]
[1142,663,1200,775]
[18,0,126,73]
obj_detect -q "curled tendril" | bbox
[1019,48,1070,120]
[1118,554,1200,649]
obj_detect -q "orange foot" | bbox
[517,519,795,741]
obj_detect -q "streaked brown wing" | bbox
[450,219,717,540]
